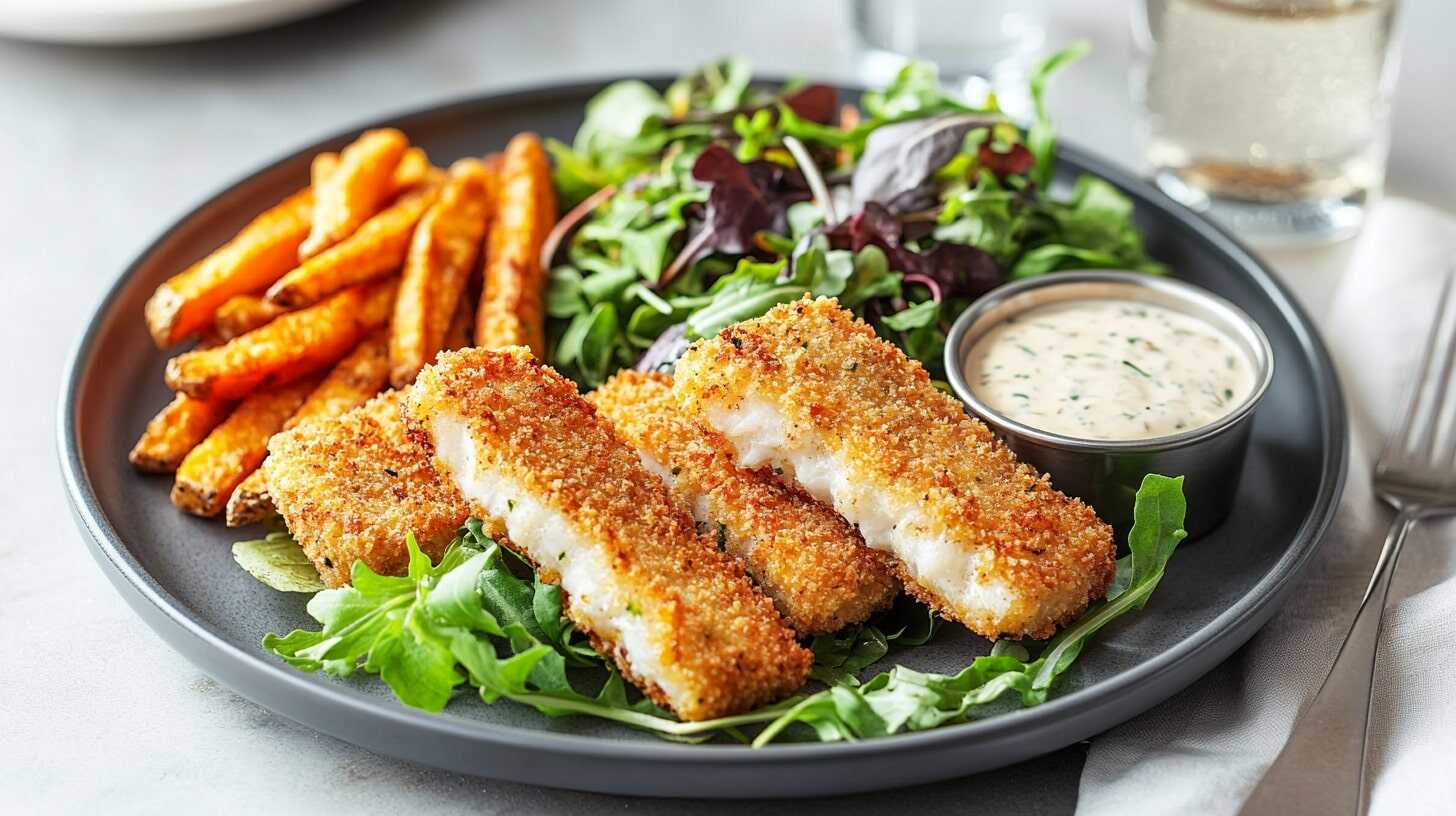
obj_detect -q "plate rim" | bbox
[57,76,1349,779]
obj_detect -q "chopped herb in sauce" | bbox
[964,298,1254,440]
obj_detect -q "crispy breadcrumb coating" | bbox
[588,371,899,635]
[265,390,469,587]
[405,347,811,720]
[673,296,1116,640]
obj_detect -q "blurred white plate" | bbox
[0,0,358,44]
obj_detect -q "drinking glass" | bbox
[1133,0,1401,245]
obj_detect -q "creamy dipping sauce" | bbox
[965,298,1255,440]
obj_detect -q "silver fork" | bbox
[1240,269,1456,816]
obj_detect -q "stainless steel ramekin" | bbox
[944,270,1274,538]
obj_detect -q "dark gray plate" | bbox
[58,80,1347,798]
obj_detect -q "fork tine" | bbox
[1413,270,1456,462]
[1387,268,1456,466]
[1429,271,1456,473]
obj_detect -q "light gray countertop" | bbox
[4,1,1452,812]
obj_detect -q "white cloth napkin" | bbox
[1075,198,1456,815]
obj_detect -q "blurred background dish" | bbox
[1133,0,1401,245]
[850,0,1046,117]
[0,0,357,45]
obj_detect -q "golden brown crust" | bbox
[129,392,235,473]
[474,134,554,356]
[143,188,312,348]
[673,296,1116,640]
[406,347,810,720]
[589,371,899,635]
[166,278,397,401]
[172,376,320,517]
[265,390,469,588]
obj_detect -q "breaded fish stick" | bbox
[673,297,1116,640]
[589,371,898,635]
[407,348,810,720]
[265,390,469,588]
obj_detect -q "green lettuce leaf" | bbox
[232,531,325,593]
[1027,40,1090,190]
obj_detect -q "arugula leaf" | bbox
[548,81,713,206]
[880,299,940,331]
[1010,244,1126,279]
[861,62,981,121]
[574,80,670,158]
[232,531,325,593]
[554,302,622,387]
[1021,176,1165,276]
[839,245,901,309]
[933,175,1030,265]
[1031,474,1188,685]
[807,597,942,687]
[1027,40,1090,190]
[665,56,754,117]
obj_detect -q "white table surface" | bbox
[4,1,1452,812]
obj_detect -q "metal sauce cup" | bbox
[945,270,1274,538]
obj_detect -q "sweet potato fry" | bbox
[129,392,235,473]
[534,151,559,247]
[389,158,495,386]
[224,331,390,526]
[215,294,287,340]
[285,329,391,429]
[442,292,474,352]
[298,128,409,260]
[144,188,312,347]
[310,151,339,188]
[166,278,397,401]
[266,184,438,308]
[475,133,556,357]
[390,147,431,193]
[314,146,428,198]
[171,376,320,516]
[225,469,275,527]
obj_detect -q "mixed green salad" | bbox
[242,50,1189,745]
[543,45,1161,386]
